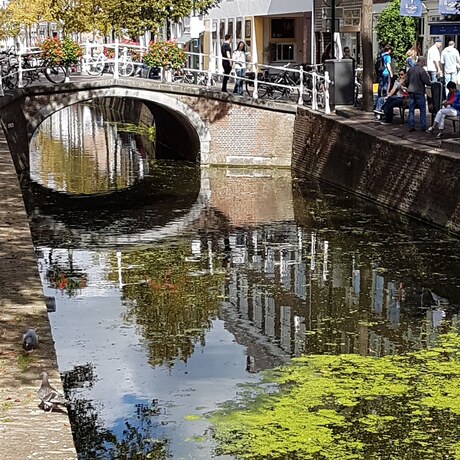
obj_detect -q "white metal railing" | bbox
[0,40,333,113]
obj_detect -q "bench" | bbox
[445,115,460,132]
[399,98,409,124]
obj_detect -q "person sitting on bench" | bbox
[374,70,408,124]
[426,80,460,138]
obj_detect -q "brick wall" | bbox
[177,95,296,167]
[292,108,460,233]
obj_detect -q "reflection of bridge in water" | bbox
[31,166,460,366]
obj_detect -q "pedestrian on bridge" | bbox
[221,34,233,93]
[232,41,247,96]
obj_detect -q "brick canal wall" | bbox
[292,107,460,234]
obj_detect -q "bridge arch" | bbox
[26,87,211,163]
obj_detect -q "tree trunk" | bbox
[361,0,374,112]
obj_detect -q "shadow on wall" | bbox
[291,109,460,234]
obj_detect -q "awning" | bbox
[429,23,460,35]
[176,33,191,45]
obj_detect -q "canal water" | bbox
[26,101,460,459]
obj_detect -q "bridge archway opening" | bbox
[27,89,209,164]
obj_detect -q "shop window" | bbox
[271,18,295,39]
[236,20,242,39]
[219,21,225,39]
[276,43,294,61]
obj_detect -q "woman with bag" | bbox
[374,69,408,124]
[232,41,247,96]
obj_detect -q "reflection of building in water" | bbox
[212,224,457,358]
[29,103,150,194]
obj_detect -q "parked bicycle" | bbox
[3,51,67,89]
[84,47,135,77]
[173,69,215,86]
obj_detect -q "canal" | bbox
[24,100,460,459]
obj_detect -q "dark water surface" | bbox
[27,103,460,459]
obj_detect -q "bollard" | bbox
[297,68,304,105]
[312,72,317,111]
[324,70,331,115]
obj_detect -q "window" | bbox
[343,9,361,27]
[236,20,242,39]
[276,44,294,61]
[271,18,295,39]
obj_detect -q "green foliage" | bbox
[211,331,460,459]
[143,41,186,70]
[375,0,417,69]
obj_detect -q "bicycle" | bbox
[3,52,66,89]
[245,69,274,98]
[84,48,134,77]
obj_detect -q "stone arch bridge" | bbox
[0,78,297,168]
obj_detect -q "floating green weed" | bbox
[211,331,460,459]
[112,123,156,142]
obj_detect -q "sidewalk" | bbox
[336,105,460,153]
[0,129,76,459]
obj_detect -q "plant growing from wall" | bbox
[375,0,417,69]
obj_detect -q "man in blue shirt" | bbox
[378,45,393,97]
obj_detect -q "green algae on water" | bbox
[211,331,460,459]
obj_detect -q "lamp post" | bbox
[191,0,199,83]
[331,0,336,57]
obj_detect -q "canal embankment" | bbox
[292,107,460,234]
[0,126,77,459]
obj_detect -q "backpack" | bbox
[375,52,385,76]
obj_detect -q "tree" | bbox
[361,0,374,111]
[375,0,417,69]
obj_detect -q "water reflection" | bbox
[26,106,460,459]
[29,102,152,194]
[31,169,460,458]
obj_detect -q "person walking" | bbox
[441,41,460,86]
[406,56,431,132]
[426,81,460,138]
[427,38,443,83]
[221,34,232,93]
[232,41,247,96]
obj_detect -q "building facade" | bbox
[203,0,314,69]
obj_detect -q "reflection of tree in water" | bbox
[63,364,170,459]
[111,245,224,366]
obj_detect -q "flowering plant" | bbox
[39,37,82,67]
[143,41,186,70]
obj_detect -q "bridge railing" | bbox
[0,41,332,114]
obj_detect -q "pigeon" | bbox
[22,329,39,352]
[37,371,68,412]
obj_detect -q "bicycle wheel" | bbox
[45,66,67,84]
[3,64,19,89]
[258,82,276,99]
[118,62,134,77]
[86,58,104,76]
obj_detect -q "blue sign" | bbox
[400,0,422,17]
[430,23,460,35]
[439,0,460,15]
